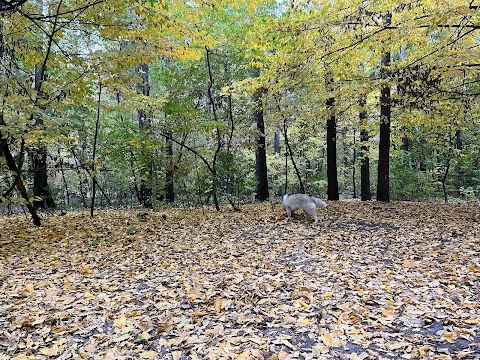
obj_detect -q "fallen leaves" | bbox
[0,201,479,359]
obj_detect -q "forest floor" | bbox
[0,201,479,360]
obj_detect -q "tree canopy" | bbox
[1,0,479,223]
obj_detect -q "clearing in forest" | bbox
[0,201,479,359]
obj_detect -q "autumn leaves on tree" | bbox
[0,1,479,225]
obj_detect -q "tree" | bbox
[376,12,392,202]
[326,73,339,201]
[359,98,371,201]
[136,63,153,208]
[252,68,269,201]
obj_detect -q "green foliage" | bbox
[390,156,436,200]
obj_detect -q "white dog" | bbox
[282,194,327,224]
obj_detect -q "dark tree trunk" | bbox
[376,12,392,202]
[205,47,221,211]
[401,135,409,151]
[252,69,269,201]
[359,99,371,201]
[32,65,54,209]
[137,63,153,208]
[326,77,339,200]
[276,97,305,194]
[352,130,357,198]
[165,131,175,203]
[90,81,102,218]
[0,113,41,225]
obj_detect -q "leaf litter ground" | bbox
[0,201,479,360]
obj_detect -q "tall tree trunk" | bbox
[31,0,62,209]
[276,97,305,194]
[359,99,371,201]
[165,131,175,203]
[205,47,221,211]
[137,63,153,208]
[252,69,269,201]
[90,81,102,218]
[352,129,357,198]
[57,150,70,206]
[326,75,339,201]
[32,68,55,209]
[376,12,392,202]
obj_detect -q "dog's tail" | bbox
[313,197,327,208]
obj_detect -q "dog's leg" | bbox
[285,207,292,221]
[304,203,318,224]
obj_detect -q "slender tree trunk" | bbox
[251,68,269,201]
[276,97,304,194]
[137,63,153,208]
[376,12,392,202]
[165,131,175,203]
[58,150,70,206]
[401,135,409,151]
[455,130,463,194]
[129,150,141,203]
[90,81,102,218]
[359,99,371,201]
[352,129,357,198]
[326,76,339,200]
[205,47,221,211]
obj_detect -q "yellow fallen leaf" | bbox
[39,345,59,356]
[323,291,334,297]
[192,310,208,317]
[15,355,34,360]
[25,283,34,293]
[140,351,158,359]
[320,332,343,347]
[215,298,223,313]
[237,351,250,359]
[297,318,311,327]
[83,265,93,274]
[57,338,68,346]
[294,299,310,309]
[114,316,127,327]
[443,332,455,343]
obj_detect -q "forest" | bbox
[0,1,480,359]
[0,0,478,224]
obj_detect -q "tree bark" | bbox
[165,131,175,203]
[276,97,305,194]
[359,99,371,201]
[252,69,269,201]
[360,99,372,201]
[31,0,63,209]
[90,81,102,218]
[205,47,221,211]
[326,75,339,201]
[376,12,392,202]
[137,63,153,208]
